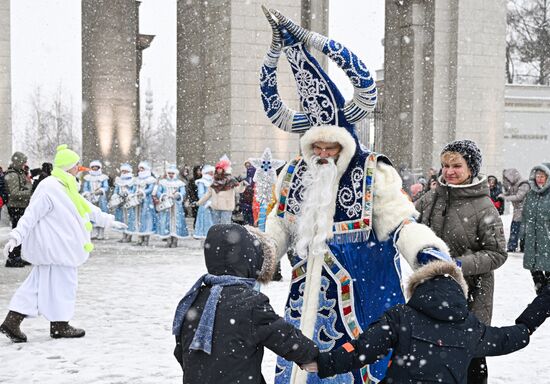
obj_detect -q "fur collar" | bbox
[407,261,468,299]
[245,226,277,283]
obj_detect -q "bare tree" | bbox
[22,85,80,164]
[507,0,550,84]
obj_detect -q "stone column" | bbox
[0,0,11,167]
[177,0,326,174]
[382,0,506,176]
[82,0,141,175]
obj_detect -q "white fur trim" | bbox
[397,222,450,269]
[300,125,357,176]
[90,160,102,168]
[265,211,291,261]
[120,164,132,173]
[372,162,418,240]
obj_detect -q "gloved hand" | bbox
[3,238,18,259]
[120,191,128,198]
[94,189,104,195]
[173,192,182,200]
[110,221,128,231]
[516,286,550,334]
[417,247,453,265]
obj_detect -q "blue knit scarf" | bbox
[172,274,257,354]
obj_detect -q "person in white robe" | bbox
[0,145,126,343]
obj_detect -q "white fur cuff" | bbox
[396,222,450,269]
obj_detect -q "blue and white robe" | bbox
[81,173,109,213]
[128,175,157,236]
[156,178,189,239]
[193,178,213,238]
[267,152,449,384]
[112,176,136,233]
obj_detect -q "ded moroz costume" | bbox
[260,8,451,383]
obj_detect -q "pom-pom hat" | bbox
[441,139,482,178]
[54,144,80,171]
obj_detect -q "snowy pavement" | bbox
[0,217,548,383]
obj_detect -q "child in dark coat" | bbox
[303,261,550,384]
[172,224,318,384]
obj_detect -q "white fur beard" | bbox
[295,156,338,258]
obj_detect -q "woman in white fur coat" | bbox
[0,145,126,343]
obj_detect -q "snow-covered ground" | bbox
[0,214,548,383]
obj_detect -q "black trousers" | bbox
[467,357,488,384]
[531,271,550,294]
[7,207,25,260]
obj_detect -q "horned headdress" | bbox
[259,6,377,140]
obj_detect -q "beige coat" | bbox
[198,182,246,211]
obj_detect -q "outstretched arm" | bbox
[265,163,292,261]
[317,310,399,378]
[252,295,318,364]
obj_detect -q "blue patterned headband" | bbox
[259,7,377,138]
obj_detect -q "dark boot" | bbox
[171,237,178,248]
[50,322,85,339]
[135,236,144,246]
[5,257,26,268]
[165,237,172,248]
[0,311,27,342]
[143,236,150,246]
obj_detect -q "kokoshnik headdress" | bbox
[259,6,377,140]
[259,7,384,242]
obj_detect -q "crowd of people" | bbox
[0,153,261,255]
[1,8,550,384]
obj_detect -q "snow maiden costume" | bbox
[128,161,157,246]
[193,164,214,239]
[81,160,110,239]
[156,164,189,247]
[111,163,136,242]
[260,8,451,384]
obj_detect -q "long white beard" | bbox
[295,156,338,258]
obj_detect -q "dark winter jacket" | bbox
[4,165,33,209]
[415,175,507,324]
[0,170,7,206]
[317,261,531,384]
[502,168,530,221]
[488,175,504,215]
[522,163,550,272]
[173,224,318,383]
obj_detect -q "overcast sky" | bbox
[10,0,385,133]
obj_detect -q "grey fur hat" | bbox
[441,139,482,178]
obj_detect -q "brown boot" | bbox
[50,322,85,339]
[0,311,27,343]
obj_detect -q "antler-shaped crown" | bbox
[259,7,377,136]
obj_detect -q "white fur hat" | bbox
[138,161,151,170]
